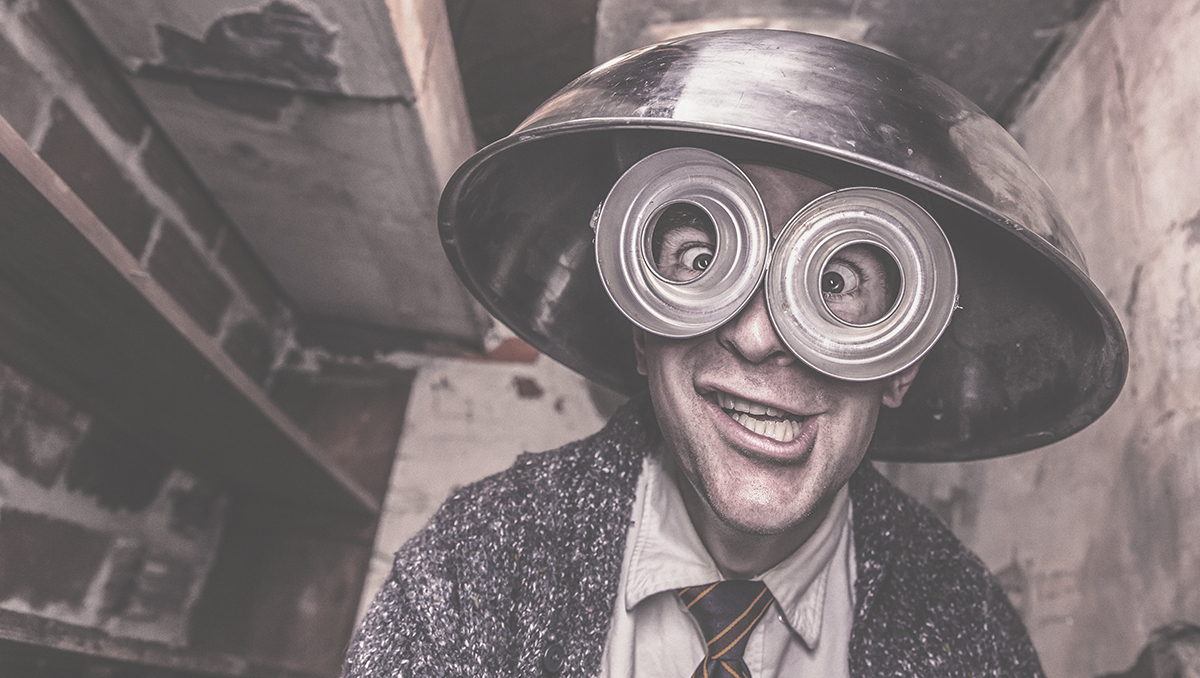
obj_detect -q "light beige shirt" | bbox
[598,452,855,677]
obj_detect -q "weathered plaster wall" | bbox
[881,0,1200,674]
[358,350,612,620]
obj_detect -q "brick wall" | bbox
[0,362,226,646]
[0,0,298,648]
[0,0,295,385]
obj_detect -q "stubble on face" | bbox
[633,161,919,577]
[639,324,890,575]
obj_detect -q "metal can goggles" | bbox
[593,147,958,381]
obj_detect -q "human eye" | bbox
[821,260,862,297]
[821,243,896,324]
[657,235,714,282]
[651,204,717,282]
[678,243,714,273]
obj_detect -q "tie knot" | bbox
[677,580,775,664]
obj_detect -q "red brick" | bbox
[38,100,156,256]
[125,554,195,621]
[99,539,146,617]
[222,320,273,384]
[486,337,539,363]
[65,420,170,512]
[147,221,232,335]
[22,0,148,142]
[0,508,110,610]
[0,368,27,461]
[168,480,221,536]
[269,363,413,501]
[218,234,282,316]
[0,363,88,488]
[0,34,49,140]
[142,131,226,246]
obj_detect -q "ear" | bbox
[880,357,923,409]
[632,326,648,376]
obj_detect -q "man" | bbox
[346,30,1127,677]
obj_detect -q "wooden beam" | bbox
[0,116,377,515]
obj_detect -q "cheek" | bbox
[640,334,702,385]
[817,385,886,465]
[640,336,671,385]
[640,337,699,428]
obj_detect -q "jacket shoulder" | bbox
[849,463,1045,677]
[344,397,652,677]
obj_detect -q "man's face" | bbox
[634,163,919,538]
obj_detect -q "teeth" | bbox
[780,420,799,443]
[778,421,793,443]
[720,392,779,416]
[716,391,806,443]
[728,408,801,443]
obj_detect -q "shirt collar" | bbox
[624,452,851,649]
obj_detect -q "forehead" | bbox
[736,162,835,234]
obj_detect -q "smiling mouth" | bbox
[714,391,807,443]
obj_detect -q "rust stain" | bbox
[486,337,540,363]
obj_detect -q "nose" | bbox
[715,289,796,366]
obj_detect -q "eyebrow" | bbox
[827,253,871,291]
[651,207,715,261]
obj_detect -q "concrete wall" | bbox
[881,0,1200,675]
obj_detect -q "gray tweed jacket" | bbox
[346,397,1044,677]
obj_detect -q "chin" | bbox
[719,513,797,537]
[708,487,822,537]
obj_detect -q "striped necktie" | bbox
[677,580,776,678]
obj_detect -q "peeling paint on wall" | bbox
[176,79,296,121]
[138,1,344,120]
[153,1,342,93]
[513,376,545,399]
[66,0,414,99]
